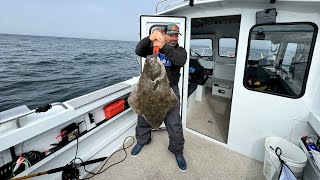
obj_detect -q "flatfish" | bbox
[128,53,178,128]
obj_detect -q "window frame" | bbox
[190,38,213,57]
[218,37,238,58]
[242,22,318,99]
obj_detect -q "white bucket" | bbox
[263,137,307,180]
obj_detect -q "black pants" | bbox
[135,85,185,155]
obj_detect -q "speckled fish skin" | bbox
[128,54,178,128]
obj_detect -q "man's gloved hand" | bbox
[149,30,164,42]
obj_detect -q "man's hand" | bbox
[153,40,165,49]
[149,30,164,42]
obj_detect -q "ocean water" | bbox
[0,34,306,112]
[0,34,140,112]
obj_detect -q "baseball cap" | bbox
[164,23,182,35]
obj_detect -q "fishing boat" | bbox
[1,0,320,179]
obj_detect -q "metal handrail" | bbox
[156,0,171,13]
[0,102,68,127]
[164,0,186,11]
[156,0,188,13]
[191,48,213,56]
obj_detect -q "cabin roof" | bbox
[156,0,320,15]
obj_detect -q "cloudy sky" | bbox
[0,0,160,41]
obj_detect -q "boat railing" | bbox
[156,0,189,13]
[0,103,68,127]
[191,48,213,56]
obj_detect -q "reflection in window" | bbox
[244,23,317,98]
[149,25,166,35]
[190,39,213,57]
[219,38,237,57]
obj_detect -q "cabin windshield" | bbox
[190,39,213,57]
[244,23,317,98]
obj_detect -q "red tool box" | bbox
[103,99,125,119]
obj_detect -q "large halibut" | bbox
[128,53,178,128]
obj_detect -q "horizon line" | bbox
[0,32,139,42]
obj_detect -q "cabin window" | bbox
[218,38,237,58]
[243,23,318,98]
[190,39,213,57]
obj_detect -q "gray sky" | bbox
[0,0,159,41]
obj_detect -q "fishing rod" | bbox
[9,156,108,180]
[10,136,134,180]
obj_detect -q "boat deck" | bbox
[89,130,265,180]
[187,87,231,143]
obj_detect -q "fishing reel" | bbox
[61,163,80,180]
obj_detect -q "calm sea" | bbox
[1,34,303,112]
[0,34,140,112]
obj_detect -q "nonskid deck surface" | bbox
[187,87,231,143]
[89,130,265,180]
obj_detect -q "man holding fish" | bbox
[130,23,187,172]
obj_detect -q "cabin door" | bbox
[140,15,187,128]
